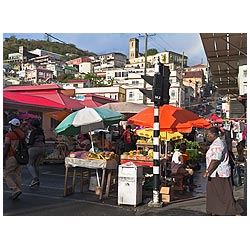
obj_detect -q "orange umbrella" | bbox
[128,104,212,133]
[45,110,72,121]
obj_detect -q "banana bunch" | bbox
[148,149,154,158]
[88,152,100,159]
[88,152,116,160]
[137,139,147,143]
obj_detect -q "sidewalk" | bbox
[3,162,246,216]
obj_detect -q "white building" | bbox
[79,61,93,74]
[92,53,127,72]
[238,65,247,95]
[29,48,64,61]
[75,86,126,102]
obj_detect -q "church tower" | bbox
[129,38,139,60]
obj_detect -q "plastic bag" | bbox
[232,165,242,187]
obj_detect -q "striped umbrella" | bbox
[55,107,123,136]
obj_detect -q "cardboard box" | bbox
[160,186,171,194]
[160,186,173,203]
[161,194,172,203]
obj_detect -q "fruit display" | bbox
[120,150,153,161]
[69,151,116,161]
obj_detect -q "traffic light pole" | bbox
[148,59,163,208]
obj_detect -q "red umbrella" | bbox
[128,104,212,133]
[206,114,223,123]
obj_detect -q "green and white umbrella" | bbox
[55,107,123,136]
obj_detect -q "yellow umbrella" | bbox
[135,128,183,141]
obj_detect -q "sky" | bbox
[3,33,207,66]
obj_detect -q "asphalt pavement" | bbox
[3,162,246,216]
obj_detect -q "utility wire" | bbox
[148,36,166,52]
[156,34,176,51]
[44,33,90,55]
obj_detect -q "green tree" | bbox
[147,48,158,56]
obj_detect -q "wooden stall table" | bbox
[64,157,117,200]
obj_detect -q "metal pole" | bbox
[143,33,148,104]
[148,58,163,208]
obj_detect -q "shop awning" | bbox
[3,91,66,109]
[19,90,84,110]
[3,84,84,110]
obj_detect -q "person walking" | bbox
[202,126,243,216]
[3,118,25,200]
[27,119,45,188]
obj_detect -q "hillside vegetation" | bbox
[3,36,96,60]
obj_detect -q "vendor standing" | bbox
[76,133,92,151]
[120,125,135,153]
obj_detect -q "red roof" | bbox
[183,71,203,78]
[79,99,103,107]
[67,79,88,83]
[4,84,61,92]
[78,93,117,108]
[3,84,84,110]
[4,91,65,109]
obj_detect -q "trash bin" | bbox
[118,162,143,206]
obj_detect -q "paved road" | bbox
[3,163,246,216]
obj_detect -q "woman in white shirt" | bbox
[202,126,243,215]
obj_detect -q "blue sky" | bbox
[3,33,207,66]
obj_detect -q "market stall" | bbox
[54,107,123,200]
[64,152,118,200]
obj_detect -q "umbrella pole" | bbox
[88,131,95,152]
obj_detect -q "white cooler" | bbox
[118,163,143,206]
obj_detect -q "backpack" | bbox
[12,130,29,165]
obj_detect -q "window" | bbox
[122,72,128,77]
[128,91,134,99]
[171,90,176,97]
[115,72,121,77]
[243,70,247,78]
[132,80,139,84]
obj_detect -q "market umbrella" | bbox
[206,114,223,123]
[55,107,123,136]
[135,128,183,141]
[128,104,212,133]
[100,102,149,114]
